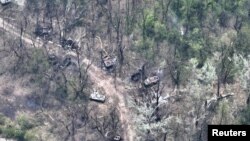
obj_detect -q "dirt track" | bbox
[0,17,135,141]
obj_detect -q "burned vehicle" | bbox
[103,56,116,70]
[131,70,142,82]
[96,36,116,71]
[34,24,52,39]
[131,64,146,82]
[89,90,106,103]
[144,76,159,87]
[48,55,72,71]
[60,38,78,50]
[103,57,116,69]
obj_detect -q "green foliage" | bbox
[17,48,49,78]
[0,126,25,140]
[187,28,204,57]
[134,37,155,60]
[0,125,37,141]
[235,24,250,57]
[217,101,230,124]
[24,130,37,141]
[171,0,206,27]
[154,21,167,42]
[189,58,216,84]
[27,49,49,74]
[241,105,250,125]
[177,60,193,85]
[171,0,185,18]
[0,115,38,141]
[55,86,68,99]
[215,48,243,84]
[17,116,35,131]
[142,9,167,41]
[167,28,182,45]
[144,10,155,37]
[0,114,6,125]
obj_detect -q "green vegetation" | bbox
[1,0,250,140]
[0,115,37,141]
[241,105,250,125]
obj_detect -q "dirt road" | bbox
[0,17,135,141]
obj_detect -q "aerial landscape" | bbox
[0,0,250,141]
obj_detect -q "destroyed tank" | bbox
[60,38,78,50]
[103,56,116,69]
[144,76,159,87]
[131,69,143,82]
[89,91,106,103]
[35,26,52,37]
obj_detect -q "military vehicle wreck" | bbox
[144,76,160,87]
[89,90,106,103]
[103,55,116,70]
[131,71,142,82]
[34,24,52,40]
[48,55,72,71]
[131,64,146,82]
[60,38,78,50]
[96,36,117,71]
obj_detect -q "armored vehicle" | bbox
[103,56,116,69]
[144,76,159,87]
[35,27,51,36]
[89,91,106,103]
[60,38,78,50]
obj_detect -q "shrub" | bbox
[24,130,37,141]
[0,114,6,125]
[17,116,35,130]
[241,105,250,125]
[1,126,25,140]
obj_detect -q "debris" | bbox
[114,135,121,141]
[103,56,116,69]
[60,38,78,50]
[34,26,52,37]
[144,76,159,87]
[131,70,142,82]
